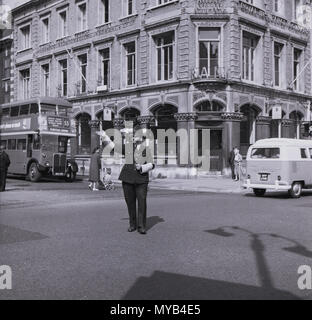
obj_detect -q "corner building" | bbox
[10,0,312,177]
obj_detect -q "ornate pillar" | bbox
[256,116,272,140]
[137,115,155,130]
[113,118,125,130]
[88,120,100,153]
[281,119,293,138]
[221,112,244,172]
[174,113,198,169]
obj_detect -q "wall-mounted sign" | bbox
[103,108,112,121]
[272,105,282,120]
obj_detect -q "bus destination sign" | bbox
[47,116,71,133]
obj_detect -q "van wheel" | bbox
[28,162,42,182]
[253,189,266,197]
[288,182,302,198]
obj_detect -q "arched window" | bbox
[240,105,261,154]
[76,113,91,154]
[119,107,140,122]
[195,100,224,112]
[289,111,304,139]
[152,104,178,165]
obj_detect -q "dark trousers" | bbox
[230,164,235,179]
[122,182,148,231]
[0,169,7,192]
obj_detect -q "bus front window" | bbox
[58,136,68,153]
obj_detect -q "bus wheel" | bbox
[65,171,76,183]
[288,182,302,199]
[28,162,42,182]
[253,189,266,197]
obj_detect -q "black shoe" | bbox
[138,229,146,234]
[128,227,136,232]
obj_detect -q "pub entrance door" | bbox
[197,128,223,172]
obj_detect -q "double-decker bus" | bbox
[0,97,78,182]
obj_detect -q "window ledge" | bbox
[95,22,112,28]
[56,35,70,41]
[16,48,32,54]
[39,41,52,47]
[74,30,90,36]
[155,79,177,85]
[119,13,138,21]
[147,0,180,12]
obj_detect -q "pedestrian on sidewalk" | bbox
[229,147,236,180]
[89,147,101,191]
[0,145,10,192]
[234,147,243,181]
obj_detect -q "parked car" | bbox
[243,138,312,198]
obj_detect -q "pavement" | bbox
[5,174,246,194]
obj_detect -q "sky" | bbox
[2,0,30,9]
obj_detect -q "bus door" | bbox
[27,134,33,158]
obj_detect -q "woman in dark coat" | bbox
[89,147,101,191]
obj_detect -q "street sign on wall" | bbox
[272,105,282,120]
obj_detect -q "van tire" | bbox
[28,162,42,182]
[253,189,266,197]
[288,182,302,198]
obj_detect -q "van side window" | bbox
[300,148,308,159]
[309,148,312,159]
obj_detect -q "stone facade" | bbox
[8,0,312,177]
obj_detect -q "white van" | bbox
[243,138,312,198]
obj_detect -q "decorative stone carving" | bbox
[88,120,100,129]
[137,116,155,125]
[113,118,125,129]
[221,112,244,121]
[174,113,198,122]
[281,119,294,126]
[256,116,272,124]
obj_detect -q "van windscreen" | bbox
[251,148,280,159]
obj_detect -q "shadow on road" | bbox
[245,190,312,199]
[0,224,48,245]
[122,271,300,300]
[120,216,165,232]
[203,226,312,299]
[146,216,165,231]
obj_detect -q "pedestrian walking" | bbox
[89,147,101,191]
[234,147,243,181]
[0,145,11,192]
[119,136,155,235]
[229,147,236,180]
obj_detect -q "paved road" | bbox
[0,178,311,300]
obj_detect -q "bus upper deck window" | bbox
[58,107,67,116]
[41,104,56,115]
[20,104,30,115]
[30,103,39,114]
[10,106,20,117]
